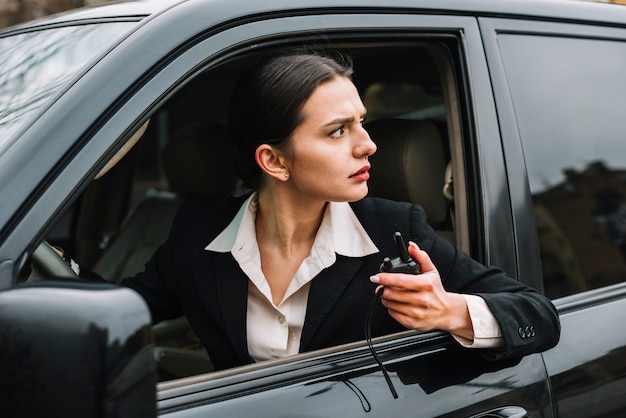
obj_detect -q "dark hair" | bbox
[228,52,353,189]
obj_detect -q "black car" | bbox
[1,0,626,416]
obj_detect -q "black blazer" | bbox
[122,195,560,370]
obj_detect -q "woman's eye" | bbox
[330,126,345,138]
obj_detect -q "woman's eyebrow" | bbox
[323,110,367,127]
[323,116,355,127]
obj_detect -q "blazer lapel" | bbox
[214,252,251,363]
[299,256,363,350]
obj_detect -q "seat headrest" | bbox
[161,123,237,197]
[366,118,448,226]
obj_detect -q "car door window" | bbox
[75,40,460,382]
[39,30,472,384]
[498,34,626,299]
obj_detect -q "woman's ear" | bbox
[255,144,290,181]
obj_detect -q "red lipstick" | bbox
[350,165,371,181]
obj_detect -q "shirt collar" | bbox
[205,193,379,258]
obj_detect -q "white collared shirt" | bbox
[206,193,502,361]
[206,193,378,361]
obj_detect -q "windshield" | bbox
[0,22,135,150]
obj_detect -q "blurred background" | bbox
[1,0,626,30]
[0,0,115,28]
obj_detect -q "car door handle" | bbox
[468,406,528,418]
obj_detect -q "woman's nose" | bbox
[356,127,377,157]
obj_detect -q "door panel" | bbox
[544,294,626,417]
[160,335,550,417]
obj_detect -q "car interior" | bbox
[23,40,466,381]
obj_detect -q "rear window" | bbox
[499,33,626,299]
[0,22,134,150]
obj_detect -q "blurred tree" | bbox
[0,0,116,29]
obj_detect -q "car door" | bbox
[0,2,552,417]
[480,14,626,417]
[134,8,550,417]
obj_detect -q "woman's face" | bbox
[282,76,377,203]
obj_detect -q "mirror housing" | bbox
[0,281,156,417]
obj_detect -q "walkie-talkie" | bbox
[379,232,420,275]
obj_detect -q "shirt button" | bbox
[278,315,286,324]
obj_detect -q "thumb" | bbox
[408,241,437,273]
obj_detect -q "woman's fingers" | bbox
[408,241,437,273]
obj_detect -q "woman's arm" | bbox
[370,204,560,360]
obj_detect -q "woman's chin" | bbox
[345,187,370,202]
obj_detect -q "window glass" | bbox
[499,34,626,298]
[0,22,134,151]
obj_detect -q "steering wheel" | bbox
[28,241,79,282]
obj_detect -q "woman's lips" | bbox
[350,165,371,181]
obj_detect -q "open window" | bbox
[27,33,470,383]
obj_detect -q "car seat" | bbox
[92,123,237,281]
[365,118,454,243]
[92,122,238,379]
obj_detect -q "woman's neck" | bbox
[255,187,327,257]
[255,186,327,305]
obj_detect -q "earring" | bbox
[284,172,290,179]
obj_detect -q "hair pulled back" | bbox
[228,52,353,189]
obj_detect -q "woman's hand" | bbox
[370,242,474,341]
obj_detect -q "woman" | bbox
[121,53,560,370]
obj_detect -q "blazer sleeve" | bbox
[408,203,561,359]
[119,195,245,326]
[119,200,191,323]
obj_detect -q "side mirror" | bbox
[0,281,156,417]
